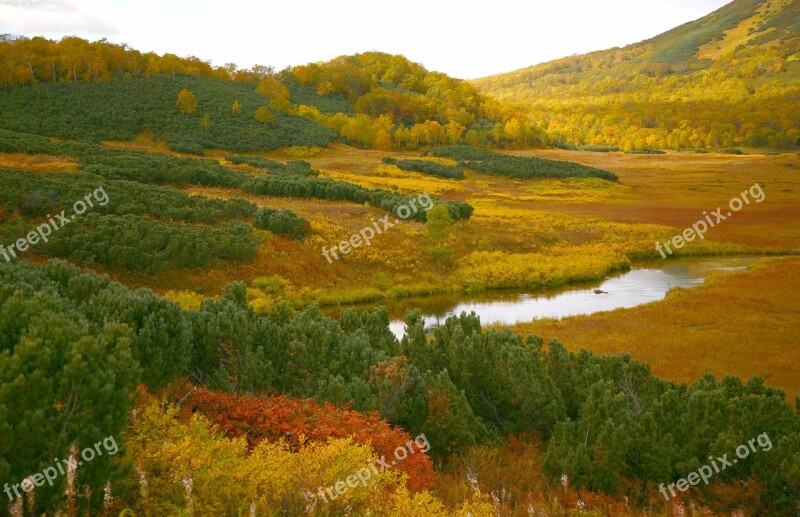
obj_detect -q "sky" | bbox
[0,0,732,79]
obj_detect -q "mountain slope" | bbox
[473,0,800,150]
[0,37,540,152]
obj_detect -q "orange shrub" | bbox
[185,388,436,491]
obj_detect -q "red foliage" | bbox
[184,388,435,491]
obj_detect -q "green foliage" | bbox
[0,259,191,510]
[425,204,454,243]
[241,174,473,222]
[2,260,800,513]
[0,168,255,224]
[253,207,309,240]
[226,155,319,176]
[426,245,455,262]
[432,145,619,181]
[254,106,275,124]
[0,130,472,233]
[382,156,465,179]
[625,149,666,154]
[40,213,260,272]
[0,75,336,152]
[576,145,620,152]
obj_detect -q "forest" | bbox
[2,259,798,514]
[0,36,544,153]
[473,0,800,150]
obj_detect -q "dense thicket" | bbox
[431,145,619,180]
[253,208,309,240]
[0,37,544,151]
[0,168,254,224]
[2,260,798,514]
[0,74,336,152]
[39,214,259,272]
[226,155,319,176]
[241,174,473,222]
[382,157,465,179]
[0,130,473,223]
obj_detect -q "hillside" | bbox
[474,0,800,150]
[0,37,541,152]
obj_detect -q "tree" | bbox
[231,100,242,113]
[199,113,212,132]
[375,130,393,151]
[176,88,198,114]
[255,76,290,100]
[425,204,454,244]
[254,106,275,124]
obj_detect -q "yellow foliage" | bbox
[127,402,409,515]
[452,248,629,290]
[162,290,204,311]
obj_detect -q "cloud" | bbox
[0,0,117,35]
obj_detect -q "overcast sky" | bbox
[0,0,731,79]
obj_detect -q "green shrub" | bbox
[432,144,618,181]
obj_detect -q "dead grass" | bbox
[514,256,800,401]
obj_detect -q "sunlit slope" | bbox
[473,0,800,150]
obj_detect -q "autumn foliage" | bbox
[185,388,436,491]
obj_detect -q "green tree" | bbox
[425,203,453,244]
[199,113,212,132]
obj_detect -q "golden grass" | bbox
[89,146,799,309]
[514,256,800,401]
[0,152,78,172]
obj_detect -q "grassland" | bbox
[514,256,800,402]
[8,145,793,311]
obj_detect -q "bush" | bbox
[624,149,666,154]
[253,207,310,240]
[432,145,618,181]
[384,157,464,179]
[577,145,620,152]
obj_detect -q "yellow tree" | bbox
[445,121,466,144]
[231,100,242,113]
[256,76,290,100]
[373,115,394,150]
[503,118,523,146]
[176,88,198,114]
[254,106,275,124]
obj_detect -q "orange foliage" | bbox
[185,388,436,491]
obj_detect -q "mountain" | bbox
[473,0,800,150]
[0,37,538,152]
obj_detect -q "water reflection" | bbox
[327,257,762,339]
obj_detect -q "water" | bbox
[327,256,763,339]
